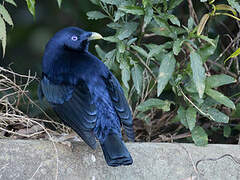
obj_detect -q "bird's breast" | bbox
[43,51,107,86]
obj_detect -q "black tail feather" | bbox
[100,133,133,167]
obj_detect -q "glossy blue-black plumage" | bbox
[38,27,134,166]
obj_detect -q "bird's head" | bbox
[48,26,103,52]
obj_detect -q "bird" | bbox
[38,27,135,167]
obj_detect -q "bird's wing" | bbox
[104,73,135,141]
[39,76,98,149]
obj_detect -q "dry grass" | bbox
[0,66,70,139]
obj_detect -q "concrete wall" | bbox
[0,140,239,180]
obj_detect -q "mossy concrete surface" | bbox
[0,140,239,180]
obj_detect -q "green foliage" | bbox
[137,98,173,112]
[0,17,6,57]
[25,0,35,17]
[206,74,236,88]
[0,1,14,57]
[4,0,17,6]
[0,4,13,26]
[57,0,62,7]
[0,0,64,56]
[190,51,206,98]
[191,126,208,146]
[87,11,108,20]
[227,0,240,14]
[131,63,143,95]
[157,52,176,96]
[87,0,239,145]
[205,89,235,109]
[186,107,197,131]
[224,47,240,63]
[223,125,231,138]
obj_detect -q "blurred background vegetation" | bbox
[1,0,106,74]
[1,0,240,145]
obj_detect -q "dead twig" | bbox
[187,0,199,24]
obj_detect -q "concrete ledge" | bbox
[0,140,239,180]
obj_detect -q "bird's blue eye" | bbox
[71,35,78,41]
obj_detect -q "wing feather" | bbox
[104,73,135,141]
[40,76,97,149]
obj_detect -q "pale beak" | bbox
[88,32,103,40]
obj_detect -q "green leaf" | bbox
[95,44,106,60]
[197,14,209,36]
[215,4,237,16]
[57,0,62,7]
[157,52,176,96]
[173,39,184,55]
[227,0,240,14]
[103,36,119,42]
[137,98,172,112]
[153,16,175,38]
[89,0,99,5]
[0,17,6,40]
[224,47,240,63]
[232,103,240,118]
[188,17,194,31]
[142,0,150,7]
[177,106,188,128]
[0,17,6,57]
[4,0,17,6]
[0,4,13,26]
[136,112,151,125]
[119,6,145,15]
[205,88,235,109]
[131,45,148,58]
[118,22,138,40]
[198,35,215,46]
[105,49,116,61]
[200,97,219,110]
[186,107,197,131]
[144,5,153,28]
[191,93,204,105]
[114,10,125,22]
[191,126,208,146]
[127,38,137,46]
[147,44,166,59]
[104,49,116,69]
[169,0,184,10]
[206,74,236,88]
[184,78,198,93]
[87,11,107,20]
[207,108,229,123]
[117,41,125,53]
[154,15,170,28]
[107,22,121,29]
[190,51,206,98]
[168,14,180,26]
[151,26,185,39]
[131,63,143,94]
[25,0,35,17]
[197,36,219,63]
[100,0,120,5]
[120,60,130,89]
[154,13,180,26]
[223,125,231,138]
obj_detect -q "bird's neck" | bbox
[42,47,99,84]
